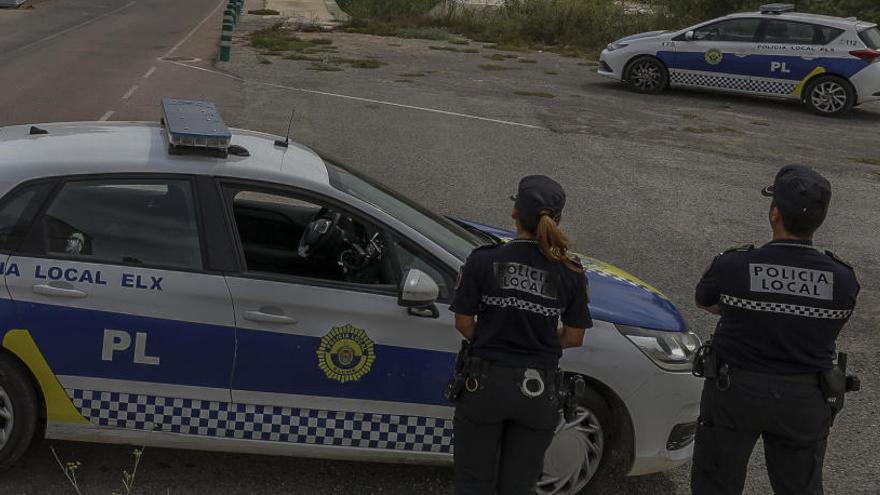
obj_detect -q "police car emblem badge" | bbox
[317,324,377,383]
[705,48,723,65]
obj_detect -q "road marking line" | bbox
[121,85,138,100]
[143,66,156,79]
[163,0,228,59]
[2,1,137,58]
[98,111,115,121]
[164,61,546,131]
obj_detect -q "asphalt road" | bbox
[1,3,879,494]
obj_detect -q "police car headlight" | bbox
[607,41,629,51]
[617,325,701,372]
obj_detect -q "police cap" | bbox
[761,165,831,218]
[510,175,566,221]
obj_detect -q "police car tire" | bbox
[575,387,612,491]
[623,56,668,95]
[803,75,855,117]
[0,355,39,472]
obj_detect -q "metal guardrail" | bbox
[220,0,244,62]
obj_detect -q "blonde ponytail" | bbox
[535,210,582,273]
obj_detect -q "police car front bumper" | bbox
[625,366,702,475]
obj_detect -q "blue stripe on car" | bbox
[660,51,869,80]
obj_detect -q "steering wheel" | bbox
[298,209,342,258]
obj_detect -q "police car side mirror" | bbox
[398,269,439,308]
[685,30,695,41]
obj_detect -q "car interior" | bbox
[232,192,398,289]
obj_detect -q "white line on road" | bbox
[98,111,115,121]
[164,61,546,131]
[121,85,139,100]
[143,66,157,79]
[163,0,228,59]
[3,1,137,58]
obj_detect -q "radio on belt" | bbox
[161,98,232,158]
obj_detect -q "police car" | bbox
[598,3,880,116]
[0,100,701,494]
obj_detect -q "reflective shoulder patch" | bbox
[825,250,855,271]
[723,244,755,254]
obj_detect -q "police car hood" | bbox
[455,219,687,332]
[615,30,671,44]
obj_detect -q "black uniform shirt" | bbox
[696,240,860,374]
[450,240,593,369]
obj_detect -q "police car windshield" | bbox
[860,27,880,49]
[325,161,486,261]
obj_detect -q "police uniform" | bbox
[691,166,860,495]
[450,176,592,495]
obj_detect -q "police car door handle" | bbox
[33,282,88,299]
[243,308,297,324]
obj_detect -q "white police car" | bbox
[599,3,880,116]
[0,100,701,494]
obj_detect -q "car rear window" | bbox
[860,27,880,49]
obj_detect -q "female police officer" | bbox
[449,175,592,495]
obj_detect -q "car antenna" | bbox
[274,108,295,148]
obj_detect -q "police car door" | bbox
[671,17,763,93]
[222,183,458,456]
[754,19,847,99]
[5,176,236,434]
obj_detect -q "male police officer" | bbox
[691,165,859,495]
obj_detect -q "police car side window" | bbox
[761,20,823,45]
[230,189,396,288]
[39,179,202,270]
[693,18,761,42]
[0,182,53,253]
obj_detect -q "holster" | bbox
[820,352,861,418]
[444,340,472,403]
[692,336,718,380]
[556,372,586,422]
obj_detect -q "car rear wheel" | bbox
[803,76,855,117]
[624,57,668,94]
[0,355,39,471]
[537,386,611,495]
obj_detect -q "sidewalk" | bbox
[265,0,348,26]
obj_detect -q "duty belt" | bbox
[728,366,820,386]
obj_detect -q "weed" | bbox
[309,38,334,45]
[248,8,280,15]
[258,56,273,64]
[260,50,284,56]
[429,46,479,53]
[849,156,880,166]
[395,79,415,83]
[517,58,537,64]
[284,53,323,61]
[398,72,427,77]
[251,23,313,51]
[396,26,450,40]
[485,53,506,61]
[448,38,470,45]
[52,446,146,495]
[388,42,403,46]
[309,63,344,71]
[751,120,770,126]
[479,64,512,71]
[513,90,555,98]
[51,447,82,495]
[347,58,384,68]
[544,70,559,75]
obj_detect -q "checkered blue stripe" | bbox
[720,294,853,320]
[671,70,797,96]
[66,389,454,453]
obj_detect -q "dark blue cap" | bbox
[762,165,831,217]
[510,175,566,220]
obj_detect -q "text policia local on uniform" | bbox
[749,263,833,300]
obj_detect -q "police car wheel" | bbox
[0,355,39,471]
[803,76,854,117]
[537,387,610,495]
[624,57,668,94]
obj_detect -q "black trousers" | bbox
[453,365,559,495]
[691,369,833,495]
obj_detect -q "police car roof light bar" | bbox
[760,3,796,14]
[161,98,232,158]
